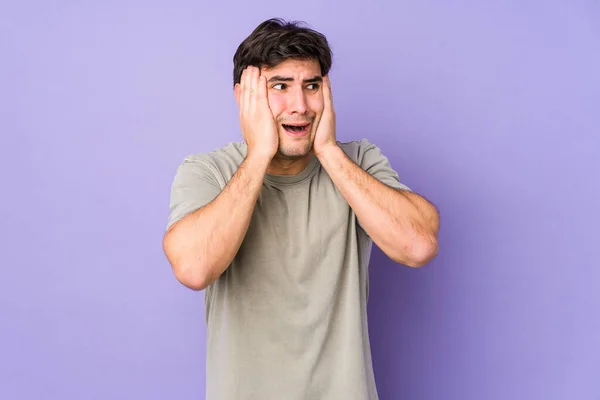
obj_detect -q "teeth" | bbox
[284,124,307,132]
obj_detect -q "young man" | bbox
[163,18,439,400]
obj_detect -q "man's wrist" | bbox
[314,142,341,160]
[244,150,272,174]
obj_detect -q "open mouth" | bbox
[282,123,311,135]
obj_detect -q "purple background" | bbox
[2,1,599,399]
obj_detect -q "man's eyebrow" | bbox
[267,75,294,83]
[267,75,323,83]
[304,76,323,84]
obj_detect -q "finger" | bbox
[249,66,259,110]
[242,67,252,115]
[322,75,333,112]
[239,68,248,114]
[257,74,268,107]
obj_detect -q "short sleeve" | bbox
[357,139,412,192]
[166,155,223,231]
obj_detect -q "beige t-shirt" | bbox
[167,139,411,400]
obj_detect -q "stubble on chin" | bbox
[275,130,314,159]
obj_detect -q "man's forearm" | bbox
[316,145,439,267]
[163,153,270,290]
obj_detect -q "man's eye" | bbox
[307,84,320,90]
[272,83,286,90]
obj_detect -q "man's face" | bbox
[260,58,324,160]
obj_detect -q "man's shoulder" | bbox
[337,138,383,165]
[171,142,247,188]
[184,141,247,163]
[179,141,247,172]
[337,138,375,151]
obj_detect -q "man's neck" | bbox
[266,153,314,176]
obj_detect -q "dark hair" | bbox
[232,18,333,86]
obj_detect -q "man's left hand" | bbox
[313,75,338,158]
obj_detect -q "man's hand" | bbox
[239,66,279,161]
[313,75,338,158]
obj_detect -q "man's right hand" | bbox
[165,66,279,290]
[239,66,279,161]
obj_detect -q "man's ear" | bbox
[234,83,241,107]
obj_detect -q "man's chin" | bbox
[276,142,314,160]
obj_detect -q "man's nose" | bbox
[288,87,308,114]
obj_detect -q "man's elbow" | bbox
[163,234,211,291]
[172,263,211,291]
[391,235,438,268]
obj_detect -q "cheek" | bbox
[309,95,324,115]
[267,93,285,118]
